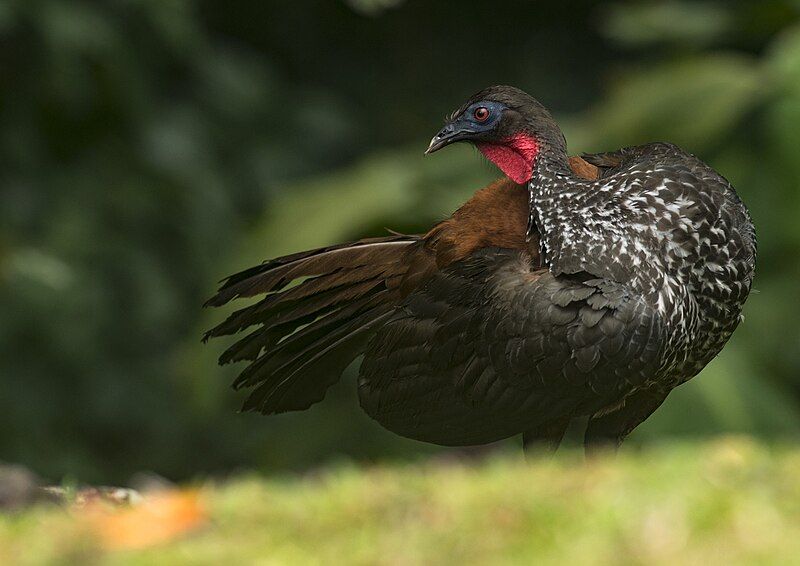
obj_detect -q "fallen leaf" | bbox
[81,489,207,550]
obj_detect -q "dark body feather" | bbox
[206,143,755,451]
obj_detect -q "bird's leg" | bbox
[584,387,670,456]
[522,416,571,460]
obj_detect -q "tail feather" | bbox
[231,292,389,390]
[240,300,397,413]
[218,275,403,365]
[204,267,395,341]
[243,310,396,413]
[204,235,421,414]
[205,235,415,307]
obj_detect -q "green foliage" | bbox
[1,1,799,483]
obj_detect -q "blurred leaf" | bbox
[343,0,405,16]
[583,55,764,152]
[82,489,207,550]
[6,248,74,291]
[765,25,800,190]
[602,1,734,47]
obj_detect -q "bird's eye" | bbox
[473,107,490,122]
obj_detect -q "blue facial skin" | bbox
[461,101,505,130]
[425,101,508,154]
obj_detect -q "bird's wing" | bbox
[204,234,423,414]
[358,248,665,446]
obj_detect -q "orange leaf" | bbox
[82,489,207,550]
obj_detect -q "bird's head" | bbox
[425,85,566,184]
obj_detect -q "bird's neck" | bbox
[528,155,647,294]
[527,154,589,265]
[524,144,574,243]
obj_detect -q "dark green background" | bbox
[1,0,798,483]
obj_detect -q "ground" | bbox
[2,437,799,565]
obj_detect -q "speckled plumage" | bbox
[205,87,756,454]
[531,143,755,385]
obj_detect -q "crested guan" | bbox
[204,86,756,454]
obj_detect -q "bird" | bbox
[204,85,756,455]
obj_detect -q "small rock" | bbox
[0,464,41,511]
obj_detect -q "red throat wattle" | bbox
[476,133,540,184]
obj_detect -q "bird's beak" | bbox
[424,120,478,155]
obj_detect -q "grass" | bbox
[3,437,800,565]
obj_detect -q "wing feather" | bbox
[358,248,665,446]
